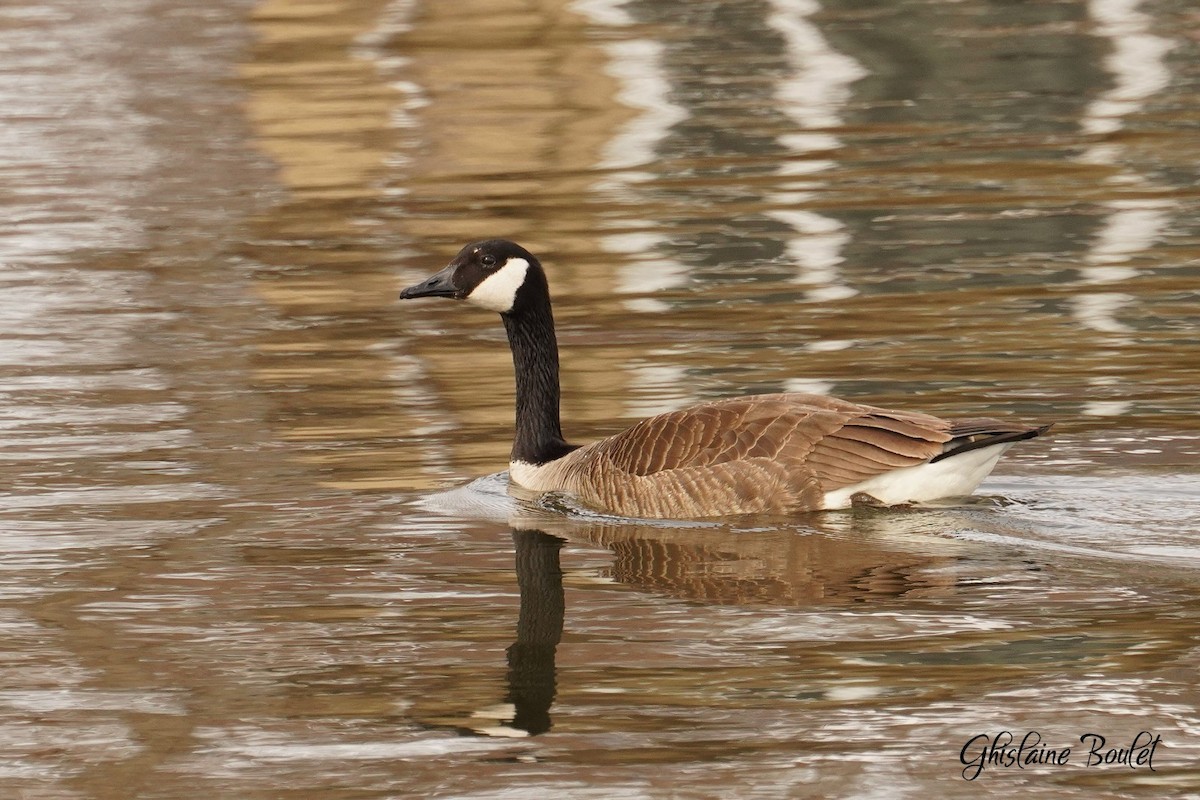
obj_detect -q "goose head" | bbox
[400,239,547,315]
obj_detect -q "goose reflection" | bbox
[457,491,1013,738]
[462,528,564,739]
[550,509,975,606]
[501,529,564,736]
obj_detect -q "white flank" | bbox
[466,257,529,313]
[821,443,1015,510]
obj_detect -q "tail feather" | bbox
[930,422,1053,464]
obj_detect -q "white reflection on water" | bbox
[585,25,692,314]
[766,0,865,303]
[1071,0,1177,360]
[607,231,690,314]
[1081,0,1174,136]
[579,0,867,412]
[0,3,157,261]
[0,689,186,715]
[596,37,689,174]
[622,361,698,417]
[180,726,524,772]
[782,377,834,396]
[768,0,866,130]
[1081,376,1133,418]
[571,0,634,28]
[1071,293,1135,336]
[1084,201,1172,268]
[351,0,425,157]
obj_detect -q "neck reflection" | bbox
[502,528,565,736]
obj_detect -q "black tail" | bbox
[929,422,1053,464]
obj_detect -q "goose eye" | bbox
[481,254,498,268]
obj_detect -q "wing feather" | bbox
[546,392,1044,516]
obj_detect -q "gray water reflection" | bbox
[2,0,1200,797]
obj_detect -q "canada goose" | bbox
[400,240,1051,518]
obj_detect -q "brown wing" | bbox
[805,407,954,491]
[563,393,956,516]
[592,393,852,475]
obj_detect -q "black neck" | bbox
[502,292,575,465]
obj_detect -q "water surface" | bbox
[2,0,1199,797]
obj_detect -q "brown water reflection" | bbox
[402,485,1200,796]
[3,0,1200,797]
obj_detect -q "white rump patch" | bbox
[821,442,1015,510]
[467,257,529,313]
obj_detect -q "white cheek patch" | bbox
[466,257,529,313]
